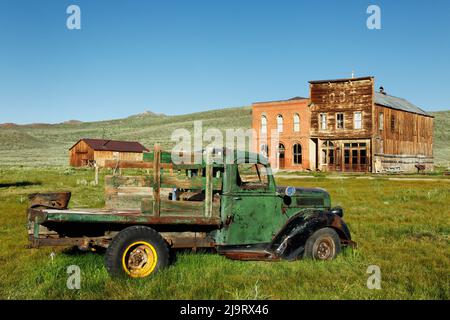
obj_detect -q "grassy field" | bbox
[0,167,448,299]
[0,108,449,167]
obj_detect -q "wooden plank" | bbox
[105,175,152,187]
[204,150,213,218]
[153,144,161,216]
[117,186,152,195]
[160,175,222,190]
[104,160,172,169]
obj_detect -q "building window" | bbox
[293,113,300,132]
[321,141,334,165]
[391,115,396,132]
[293,143,302,164]
[260,144,268,157]
[336,113,344,129]
[354,112,362,129]
[379,112,384,131]
[320,113,327,130]
[343,142,368,167]
[278,143,285,169]
[261,115,267,134]
[277,114,283,133]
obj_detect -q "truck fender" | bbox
[270,209,351,260]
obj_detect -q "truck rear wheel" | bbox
[105,226,169,278]
[303,227,341,260]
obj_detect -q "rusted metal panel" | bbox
[27,235,111,249]
[28,192,71,209]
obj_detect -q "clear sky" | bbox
[1,0,449,124]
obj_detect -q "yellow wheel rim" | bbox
[122,241,158,278]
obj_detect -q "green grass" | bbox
[0,167,448,299]
[0,108,449,167]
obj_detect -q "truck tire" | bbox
[105,226,169,278]
[303,227,341,260]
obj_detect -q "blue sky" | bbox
[1,0,449,124]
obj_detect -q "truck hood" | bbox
[276,186,331,209]
[276,186,329,196]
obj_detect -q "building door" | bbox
[343,142,369,172]
[278,143,285,169]
[321,141,340,171]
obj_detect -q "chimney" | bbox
[379,86,386,95]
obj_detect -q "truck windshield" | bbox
[237,163,269,189]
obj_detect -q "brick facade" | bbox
[252,98,312,170]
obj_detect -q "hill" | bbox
[431,110,450,167]
[0,106,252,166]
[0,107,448,167]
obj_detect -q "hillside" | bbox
[0,106,252,166]
[431,110,450,167]
[0,108,448,167]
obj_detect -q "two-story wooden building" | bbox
[252,76,434,173]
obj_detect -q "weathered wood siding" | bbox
[93,151,143,167]
[373,105,433,156]
[309,78,374,139]
[372,104,434,172]
[69,140,94,167]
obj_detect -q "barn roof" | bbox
[374,92,431,117]
[70,139,149,152]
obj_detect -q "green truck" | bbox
[27,145,356,278]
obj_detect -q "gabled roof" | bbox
[374,92,431,117]
[70,138,149,152]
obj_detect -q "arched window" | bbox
[293,113,300,132]
[293,144,302,164]
[260,144,269,157]
[277,114,283,133]
[261,115,267,134]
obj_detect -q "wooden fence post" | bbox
[153,144,161,216]
[94,163,99,186]
[204,148,213,218]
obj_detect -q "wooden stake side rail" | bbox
[103,161,205,171]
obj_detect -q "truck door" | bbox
[223,162,284,245]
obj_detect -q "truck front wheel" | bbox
[105,226,169,278]
[303,227,341,260]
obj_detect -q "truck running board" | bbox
[217,245,279,261]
